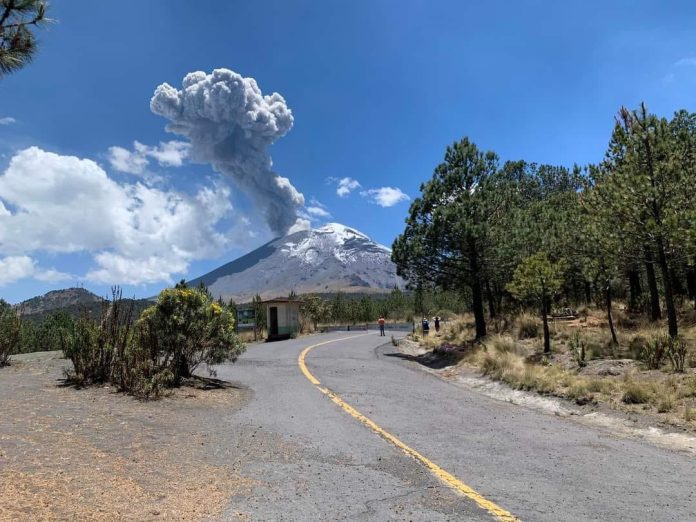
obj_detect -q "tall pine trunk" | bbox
[656,237,678,338]
[541,295,551,354]
[468,240,487,340]
[627,269,642,312]
[606,284,618,345]
[471,279,486,340]
[686,264,696,310]
[485,280,496,319]
[644,247,661,321]
[584,280,592,304]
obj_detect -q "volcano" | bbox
[187,223,404,302]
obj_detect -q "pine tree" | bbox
[592,104,693,338]
[0,0,49,77]
[392,137,503,339]
[507,252,565,354]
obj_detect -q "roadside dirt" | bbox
[0,351,255,521]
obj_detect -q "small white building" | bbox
[263,299,302,340]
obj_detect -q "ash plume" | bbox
[150,68,304,236]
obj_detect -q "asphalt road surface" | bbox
[211,331,696,521]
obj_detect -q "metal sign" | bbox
[236,308,256,329]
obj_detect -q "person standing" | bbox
[434,316,440,334]
[378,316,386,336]
[422,317,430,336]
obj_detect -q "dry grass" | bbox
[416,308,696,430]
[516,313,540,340]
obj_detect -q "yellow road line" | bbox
[298,335,520,522]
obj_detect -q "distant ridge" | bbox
[17,287,151,322]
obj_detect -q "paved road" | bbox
[211,332,696,521]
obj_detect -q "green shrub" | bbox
[569,331,587,368]
[0,300,21,366]
[62,289,133,386]
[640,334,669,370]
[61,285,245,398]
[666,336,688,373]
[135,286,245,385]
[628,335,647,360]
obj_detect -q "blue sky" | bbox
[1,0,696,302]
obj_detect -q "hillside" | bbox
[17,288,152,322]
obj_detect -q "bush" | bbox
[586,378,613,394]
[490,315,513,335]
[487,335,516,353]
[639,334,669,370]
[19,310,74,354]
[666,336,688,373]
[517,314,540,340]
[61,285,245,398]
[0,300,21,366]
[622,382,651,404]
[656,393,676,413]
[62,289,133,386]
[686,406,695,423]
[628,335,647,360]
[135,286,245,385]
[569,331,587,368]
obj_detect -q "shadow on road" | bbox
[382,351,457,370]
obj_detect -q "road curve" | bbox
[211,332,696,521]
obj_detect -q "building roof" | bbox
[261,298,304,304]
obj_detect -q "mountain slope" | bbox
[18,288,103,317]
[17,288,152,322]
[188,223,404,302]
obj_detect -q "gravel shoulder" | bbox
[1,351,254,521]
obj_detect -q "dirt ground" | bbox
[0,351,255,521]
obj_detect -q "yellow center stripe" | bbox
[298,335,520,522]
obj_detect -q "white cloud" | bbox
[0,117,16,125]
[0,255,70,286]
[107,140,190,175]
[34,268,72,283]
[360,186,410,207]
[145,140,190,167]
[306,206,330,218]
[0,147,232,285]
[675,57,696,67]
[86,252,189,285]
[331,177,361,197]
[108,144,150,175]
[0,256,35,286]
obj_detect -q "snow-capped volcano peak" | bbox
[283,223,389,265]
[188,222,403,301]
[314,222,371,242]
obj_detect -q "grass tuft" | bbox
[622,382,651,404]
